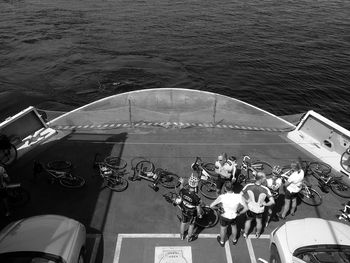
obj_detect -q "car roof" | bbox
[284,218,350,253]
[0,215,81,260]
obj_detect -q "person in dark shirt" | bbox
[178,174,202,242]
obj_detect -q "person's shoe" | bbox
[242,232,248,239]
[216,236,225,247]
[277,213,285,220]
[265,221,269,228]
[5,211,10,217]
[290,212,295,216]
[231,239,238,245]
[180,234,185,240]
[256,232,261,239]
[187,235,197,242]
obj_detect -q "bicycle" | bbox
[303,161,350,198]
[237,155,273,184]
[129,160,180,191]
[93,153,128,192]
[0,134,17,166]
[163,190,219,228]
[33,160,85,188]
[280,167,322,206]
[191,156,218,200]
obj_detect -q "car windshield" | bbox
[0,252,62,263]
[294,245,350,263]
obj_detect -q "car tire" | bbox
[269,244,282,263]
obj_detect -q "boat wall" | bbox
[48,88,295,130]
[287,110,350,176]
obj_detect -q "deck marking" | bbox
[113,233,237,263]
[155,246,192,263]
[246,237,257,263]
[87,234,101,263]
[225,241,233,263]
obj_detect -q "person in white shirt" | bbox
[210,181,248,246]
[279,161,304,219]
[214,153,237,195]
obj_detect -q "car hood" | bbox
[284,218,350,253]
[0,215,81,260]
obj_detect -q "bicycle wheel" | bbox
[203,163,216,172]
[47,160,72,170]
[159,172,180,188]
[135,160,154,173]
[340,150,350,173]
[252,161,273,176]
[298,187,322,206]
[199,180,217,199]
[106,176,128,192]
[330,180,350,198]
[196,206,219,228]
[104,156,127,170]
[60,175,85,188]
[7,187,30,207]
[308,162,332,177]
[0,144,17,166]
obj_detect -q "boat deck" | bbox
[2,126,349,263]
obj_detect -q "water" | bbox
[1,0,349,128]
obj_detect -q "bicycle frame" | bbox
[191,157,214,181]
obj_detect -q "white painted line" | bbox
[246,237,257,263]
[113,234,123,263]
[225,242,233,263]
[87,234,101,263]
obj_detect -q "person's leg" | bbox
[266,207,272,227]
[244,218,252,237]
[187,222,196,242]
[290,196,297,215]
[231,223,238,243]
[216,177,223,195]
[220,225,228,242]
[256,217,262,238]
[180,222,187,240]
[281,198,291,218]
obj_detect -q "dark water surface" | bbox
[1,0,349,128]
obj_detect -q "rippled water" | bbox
[0,0,349,128]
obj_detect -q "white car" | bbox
[269,218,350,263]
[0,215,86,263]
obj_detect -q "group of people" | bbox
[176,153,305,246]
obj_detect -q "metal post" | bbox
[213,96,217,125]
[128,99,132,127]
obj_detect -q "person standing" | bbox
[214,153,236,195]
[265,166,283,227]
[210,181,248,247]
[178,175,202,242]
[279,161,304,219]
[242,172,275,238]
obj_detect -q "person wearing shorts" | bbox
[215,153,236,195]
[242,172,275,238]
[279,161,304,219]
[265,166,283,227]
[210,181,247,246]
[178,175,202,242]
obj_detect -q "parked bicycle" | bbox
[93,153,128,191]
[0,134,17,166]
[191,156,218,200]
[129,160,180,191]
[33,160,85,188]
[303,161,350,198]
[163,190,219,228]
[237,155,273,184]
[281,166,322,206]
